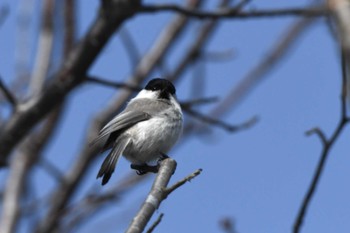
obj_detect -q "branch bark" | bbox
[125,159,177,233]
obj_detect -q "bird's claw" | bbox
[131,164,158,175]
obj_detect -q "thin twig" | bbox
[125,158,177,233]
[168,0,243,82]
[185,107,258,132]
[30,0,55,96]
[305,127,327,145]
[202,48,235,62]
[180,96,218,108]
[0,5,9,27]
[146,213,164,233]
[85,76,141,91]
[120,27,140,68]
[210,17,315,119]
[219,217,237,233]
[140,5,328,19]
[163,168,202,198]
[0,78,17,107]
[293,44,350,233]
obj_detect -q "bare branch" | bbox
[140,4,328,19]
[219,217,237,233]
[202,48,235,62]
[85,76,141,91]
[305,127,327,145]
[293,37,350,233]
[0,0,141,166]
[0,78,17,107]
[146,213,164,233]
[125,158,177,233]
[30,0,55,96]
[184,107,258,133]
[0,5,9,27]
[164,168,202,198]
[180,96,219,108]
[120,27,140,68]
[210,17,315,119]
[168,0,242,82]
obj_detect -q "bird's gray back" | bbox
[124,98,172,116]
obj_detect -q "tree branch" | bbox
[209,17,315,119]
[146,213,164,233]
[0,0,141,166]
[163,168,202,198]
[184,107,258,133]
[85,76,141,91]
[293,43,350,233]
[125,158,177,233]
[140,4,328,19]
[0,78,17,107]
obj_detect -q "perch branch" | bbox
[125,158,177,233]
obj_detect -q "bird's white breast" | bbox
[123,98,183,164]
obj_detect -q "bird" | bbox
[92,78,183,185]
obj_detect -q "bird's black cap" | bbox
[145,78,176,99]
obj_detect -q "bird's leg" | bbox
[130,153,170,175]
[159,152,169,161]
[130,163,158,175]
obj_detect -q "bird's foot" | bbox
[158,152,169,161]
[131,163,158,175]
[130,154,170,175]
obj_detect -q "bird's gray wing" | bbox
[97,135,130,185]
[90,111,151,150]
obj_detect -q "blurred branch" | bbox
[0,5,9,27]
[62,173,148,232]
[146,213,164,233]
[293,49,350,233]
[85,76,141,91]
[38,157,65,183]
[140,4,328,19]
[168,0,241,82]
[30,0,55,96]
[202,48,235,62]
[0,78,17,107]
[120,27,140,68]
[126,158,177,233]
[210,17,315,119]
[219,217,237,233]
[184,107,258,132]
[180,96,218,107]
[0,108,62,233]
[0,0,141,166]
[63,0,76,55]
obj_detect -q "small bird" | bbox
[92,78,183,185]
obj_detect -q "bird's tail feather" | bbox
[97,136,130,185]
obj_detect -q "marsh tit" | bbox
[92,78,183,185]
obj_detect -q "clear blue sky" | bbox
[1,0,349,233]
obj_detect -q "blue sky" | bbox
[1,0,349,233]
